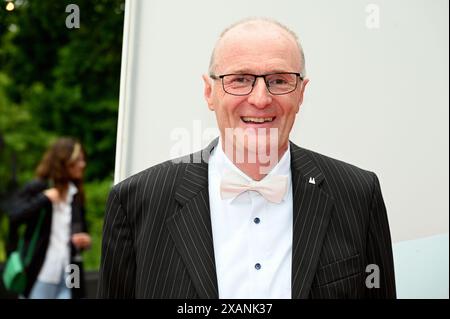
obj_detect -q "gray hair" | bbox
[208,17,306,76]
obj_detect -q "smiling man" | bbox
[98,18,396,299]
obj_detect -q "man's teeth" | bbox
[242,117,274,123]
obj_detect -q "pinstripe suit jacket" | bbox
[98,139,396,299]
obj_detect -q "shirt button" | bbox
[255,263,261,270]
[254,217,260,224]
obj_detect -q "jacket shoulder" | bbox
[111,154,196,202]
[17,179,48,196]
[304,147,374,174]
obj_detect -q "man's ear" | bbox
[296,78,309,113]
[202,74,215,111]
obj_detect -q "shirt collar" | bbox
[212,137,292,202]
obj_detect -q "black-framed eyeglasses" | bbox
[210,72,303,96]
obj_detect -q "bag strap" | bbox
[23,209,46,266]
[17,235,24,254]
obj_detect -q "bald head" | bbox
[208,18,306,76]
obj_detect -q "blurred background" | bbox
[0,0,125,295]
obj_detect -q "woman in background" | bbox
[8,137,91,299]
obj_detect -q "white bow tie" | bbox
[220,170,288,203]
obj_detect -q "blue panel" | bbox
[393,233,449,299]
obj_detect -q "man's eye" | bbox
[232,77,251,83]
[270,78,288,85]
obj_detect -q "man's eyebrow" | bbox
[224,69,254,74]
[225,69,293,74]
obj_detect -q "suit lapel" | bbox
[166,139,219,298]
[290,142,335,298]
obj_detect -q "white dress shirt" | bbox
[209,138,293,299]
[37,183,77,284]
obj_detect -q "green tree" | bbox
[0,0,125,270]
[1,0,124,181]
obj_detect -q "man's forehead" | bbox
[214,24,301,72]
[218,22,297,50]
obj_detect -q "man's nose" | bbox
[247,77,272,108]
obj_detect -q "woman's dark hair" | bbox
[35,137,86,202]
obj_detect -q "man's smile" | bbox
[240,116,276,124]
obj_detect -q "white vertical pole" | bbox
[114,0,139,184]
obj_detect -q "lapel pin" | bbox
[309,177,316,185]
